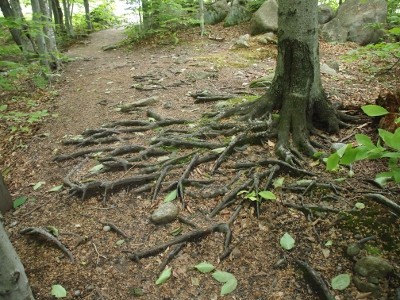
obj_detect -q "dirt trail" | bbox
[4,25,399,300]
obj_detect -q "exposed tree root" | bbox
[128,223,231,261]
[20,227,74,262]
[296,259,335,300]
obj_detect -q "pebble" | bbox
[103,225,111,232]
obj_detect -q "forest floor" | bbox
[1,23,400,300]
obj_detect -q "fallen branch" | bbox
[158,242,186,273]
[20,227,74,262]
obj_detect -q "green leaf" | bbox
[325,240,333,246]
[211,147,227,153]
[13,196,28,208]
[280,232,295,250]
[116,239,125,246]
[355,202,365,210]
[244,191,258,201]
[164,189,178,202]
[48,185,63,192]
[89,164,104,173]
[326,153,340,170]
[258,191,276,200]
[236,190,249,196]
[361,105,389,116]
[355,134,376,150]
[272,177,285,189]
[331,274,351,290]
[47,226,59,237]
[212,271,237,295]
[169,227,183,236]
[340,148,359,165]
[0,104,7,111]
[194,262,215,273]
[33,182,43,190]
[156,267,172,284]
[51,285,67,298]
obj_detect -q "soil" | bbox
[1,24,400,300]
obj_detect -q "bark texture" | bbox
[219,0,342,160]
[0,212,34,299]
[0,173,12,215]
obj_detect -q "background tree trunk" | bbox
[83,0,93,32]
[62,0,75,37]
[199,0,205,36]
[38,0,61,69]
[0,173,12,215]
[51,0,65,33]
[31,0,50,69]
[0,211,34,299]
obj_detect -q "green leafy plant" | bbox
[326,105,400,184]
[237,190,276,202]
[13,196,28,208]
[164,189,178,202]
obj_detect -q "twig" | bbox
[20,227,74,262]
[99,221,130,239]
[93,242,106,266]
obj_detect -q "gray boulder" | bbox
[354,256,393,279]
[353,256,393,298]
[150,202,179,224]
[336,0,387,45]
[319,18,348,43]
[250,0,278,35]
[318,4,335,24]
[224,4,252,27]
[204,0,230,25]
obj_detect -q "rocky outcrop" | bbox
[336,0,387,45]
[250,0,278,35]
[204,0,230,25]
[224,3,252,27]
[318,4,335,24]
[319,18,348,43]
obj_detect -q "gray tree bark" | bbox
[225,0,342,161]
[83,0,93,32]
[62,0,75,37]
[51,0,65,32]
[31,0,50,69]
[199,0,205,36]
[0,173,12,215]
[0,211,34,299]
[38,0,62,70]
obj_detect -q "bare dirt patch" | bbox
[2,24,400,300]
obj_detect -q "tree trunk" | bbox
[0,0,36,56]
[0,211,34,299]
[31,0,50,69]
[51,0,65,33]
[83,0,93,32]
[0,173,12,215]
[38,0,61,70]
[199,0,205,36]
[62,0,75,37]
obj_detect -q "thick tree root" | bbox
[128,223,231,261]
[296,259,335,300]
[20,227,74,262]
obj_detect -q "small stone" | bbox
[74,290,81,296]
[86,285,94,291]
[150,202,179,224]
[346,243,360,257]
[103,225,111,232]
